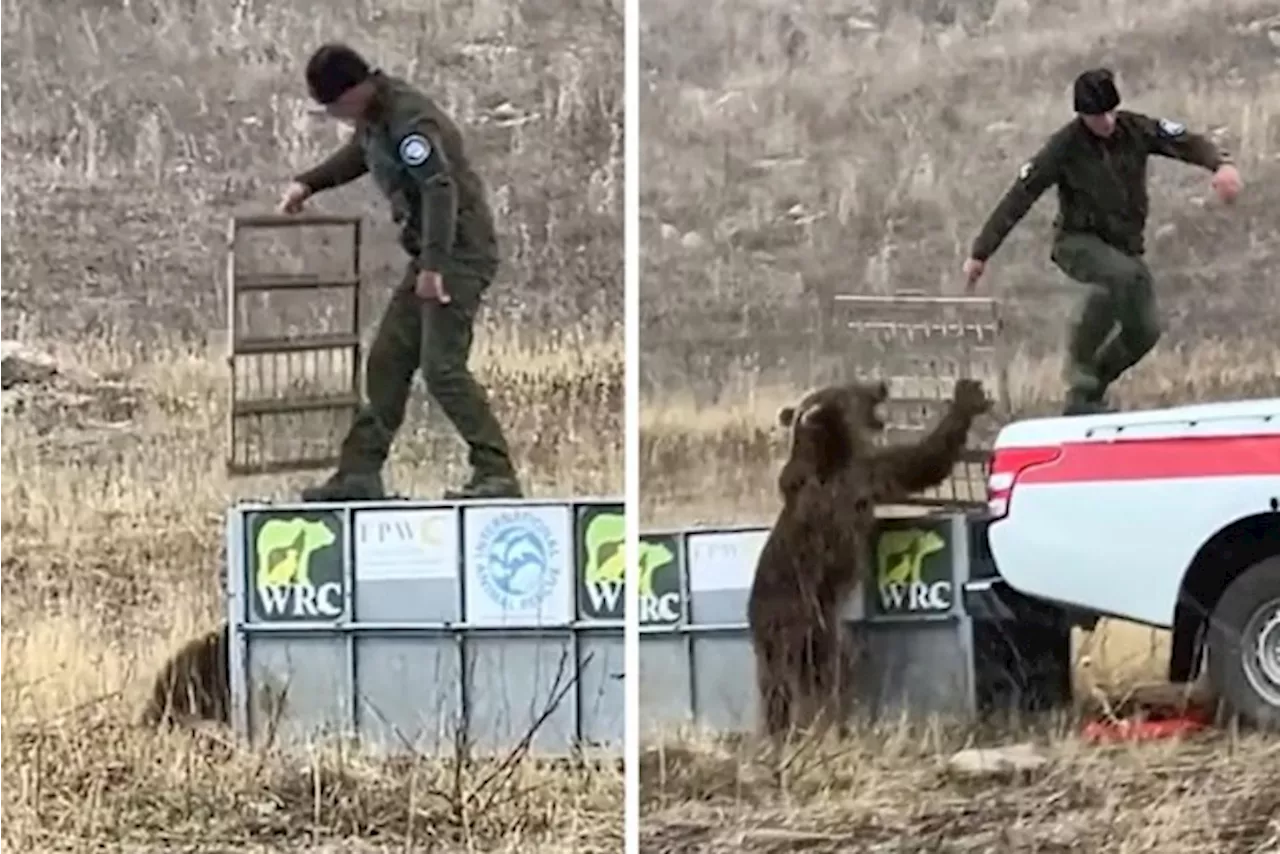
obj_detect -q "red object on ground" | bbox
[1082,710,1212,743]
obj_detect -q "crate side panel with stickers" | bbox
[461,502,579,754]
[349,504,464,756]
[851,513,1073,722]
[229,498,625,758]
[683,527,770,733]
[635,530,692,736]
[849,513,979,722]
[575,503,627,749]
[634,511,1072,737]
[235,507,355,746]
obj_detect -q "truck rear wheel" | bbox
[1205,554,1280,730]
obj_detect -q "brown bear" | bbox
[746,377,990,745]
[140,621,231,729]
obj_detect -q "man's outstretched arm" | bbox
[293,135,369,194]
[1133,112,1241,204]
[1134,113,1230,171]
[969,137,1063,263]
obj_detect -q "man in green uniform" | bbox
[278,43,523,500]
[963,68,1242,415]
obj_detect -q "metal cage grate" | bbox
[831,292,1011,509]
[225,213,364,476]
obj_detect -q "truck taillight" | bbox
[986,445,1063,519]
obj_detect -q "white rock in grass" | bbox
[947,742,1049,777]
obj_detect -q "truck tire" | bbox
[1205,554,1280,731]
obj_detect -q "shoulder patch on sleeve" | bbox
[398,133,432,167]
[1157,118,1187,138]
[1018,161,1033,181]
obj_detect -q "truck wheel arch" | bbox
[1170,510,1280,684]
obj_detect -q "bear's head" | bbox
[778,380,889,473]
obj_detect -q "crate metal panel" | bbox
[225,497,626,758]
[636,514,1074,738]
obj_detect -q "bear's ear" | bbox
[778,405,796,427]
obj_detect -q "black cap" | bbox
[1073,68,1120,115]
[305,43,372,105]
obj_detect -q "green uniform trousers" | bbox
[335,264,515,480]
[1051,233,1163,402]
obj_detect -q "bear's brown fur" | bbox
[747,378,990,743]
[141,622,231,728]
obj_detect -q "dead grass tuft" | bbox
[4,701,622,852]
[639,723,1280,853]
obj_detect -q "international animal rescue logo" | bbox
[871,524,954,615]
[471,508,565,620]
[250,511,345,622]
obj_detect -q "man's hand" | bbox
[962,257,986,292]
[415,269,451,304]
[1211,164,1242,205]
[277,182,312,215]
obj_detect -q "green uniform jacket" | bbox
[970,111,1230,261]
[295,72,500,279]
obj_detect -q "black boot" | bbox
[1061,388,1114,417]
[300,471,386,502]
[443,470,524,500]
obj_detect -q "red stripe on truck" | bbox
[1011,433,1280,485]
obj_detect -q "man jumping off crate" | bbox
[278,43,523,501]
[962,68,1242,416]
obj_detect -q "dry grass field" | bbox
[638,0,1280,850]
[1,0,623,851]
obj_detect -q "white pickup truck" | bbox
[983,397,1280,729]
